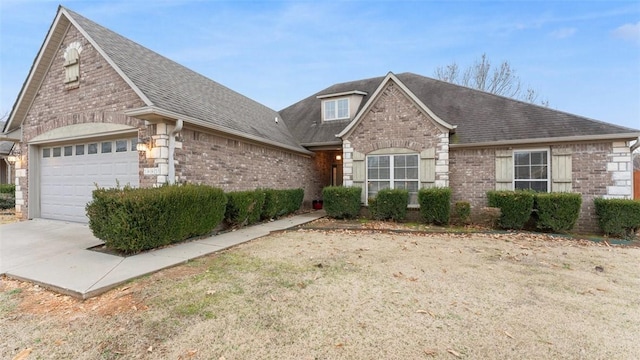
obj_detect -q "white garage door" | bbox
[40,137,139,223]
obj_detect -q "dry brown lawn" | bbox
[1,223,639,359]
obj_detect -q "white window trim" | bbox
[323,98,350,121]
[512,148,550,192]
[366,153,420,206]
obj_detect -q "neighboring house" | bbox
[2,6,639,232]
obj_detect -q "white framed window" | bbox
[513,149,549,192]
[323,98,349,121]
[367,154,419,205]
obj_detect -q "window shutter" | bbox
[495,149,513,190]
[352,151,366,203]
[420,148,436,188]
[551,148,572,192]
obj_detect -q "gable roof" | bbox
[280,72,640,147]
[3,6,308,154]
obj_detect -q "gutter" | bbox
[631,136,640,152]
[168,119,183,185]
[449,132,640,149]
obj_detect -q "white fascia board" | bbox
[125,106,313,156]
[62,8,153,107]
[317,90,368,99]
[4,11,68,133]
[449,132,640,149]
[336,72,455,139]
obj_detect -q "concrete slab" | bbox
[0,219,102,273]
[6,249,123,297]
[1,210,325,298]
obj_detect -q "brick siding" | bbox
[176,128,321,205]
[15,25,146,220]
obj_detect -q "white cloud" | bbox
[612,22,640,44]
[550,27,577,39]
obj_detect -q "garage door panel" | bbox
[40,138,139,223]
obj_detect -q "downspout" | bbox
[168,119,183,185]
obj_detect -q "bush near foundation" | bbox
[86,184,227,254]
[486,190,535,230]
[225,190,266,227]
[260,188,304,220]
[323,186,362,219]
[594,198,640,239]
[417,187,452,225]
[0,184,15,209]
[369,188,409,221]
[534,193,582,233]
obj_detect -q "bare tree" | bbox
[434,53,548,106]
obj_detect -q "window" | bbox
[514,150,548,192]
[88,143,98,154]
[116,140,128,152]
[52,147,61,157]
[367,154,419,205]
[76,144,85,155]
[101,141,112,153]
[324,98,349,121]
[130,138,138,151]
[43,148,50,158]
[64,146,73,156]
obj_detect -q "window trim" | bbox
[366,153,420,205]
[323,98,350,121]
[512,148,550,192]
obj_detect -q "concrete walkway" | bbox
[0,211,324,299]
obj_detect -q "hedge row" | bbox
[86,184,227,254]
[369,189,409,221]
[418,187,451,225]
[87,185,304,254]
[323,186,361,219]
[0,184,16,194]
[594,198,640,239]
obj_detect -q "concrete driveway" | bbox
[0,212,325,298]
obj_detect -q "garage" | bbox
[40,137,139,222]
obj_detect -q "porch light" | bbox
[7,155,17,164]
[136,142,148,152]
[336,155,342,161]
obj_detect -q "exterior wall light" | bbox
[136,142,148,152]
[7,155,18,164]
[336,155,342,161]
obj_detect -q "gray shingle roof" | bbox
[279,72,640,146]
[64,8,305,152]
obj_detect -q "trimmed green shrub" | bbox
[486,190,535,230]
[261,189,280,220]
[323,186,361,219]
[284,188,304,215]
[0,184,16,194]
[86,184,227,254]
[260,188,304,220]
[225,190,266,227]
[417,187,452,225]
[369,188,409,221]
[534,193,582,233]
[453,201,471,225]
[594,198,640,239]
[0,193,15,209]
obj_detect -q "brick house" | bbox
[2,7,639,232]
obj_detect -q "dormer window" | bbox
[324,98,349,121]
[318,90,367,122]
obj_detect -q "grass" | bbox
[1,230,639,359]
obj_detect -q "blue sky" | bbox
[1,0,639,130]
